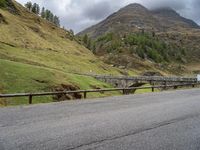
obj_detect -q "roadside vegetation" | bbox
[0,58,120,106]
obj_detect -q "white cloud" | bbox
[16,0,200,33]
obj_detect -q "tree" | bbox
[36,4,40,14]
[24,2,61,27]
[53,15,60,27]
[32,3,40,14]
[152,31,156,37]
[41,7,45,18]
[0,0,7,8]
[87,38,92,49]
[92,43,96,53]
[24,1,32,11]
[83,34,88,45]
[45,9,51,20]
[49,13,54,22]
[32,3,37,13]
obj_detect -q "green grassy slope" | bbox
[0,1,122,106]
[0,59,120,106]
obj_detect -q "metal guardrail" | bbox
[0,83,199,105]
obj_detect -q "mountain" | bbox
[79,3,199,38]
[78,3,200,75]
[0,0,123,106]
[152,7,200,30]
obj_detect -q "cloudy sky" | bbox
[16,0,200,33]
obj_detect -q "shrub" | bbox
[0,0,7,8]
[136,46,145,59]
[147,49,163,63]
[95,32,187,63]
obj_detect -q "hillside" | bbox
[0,0,124,106]
[78,3,200,75]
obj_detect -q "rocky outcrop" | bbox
[52,84,82,101]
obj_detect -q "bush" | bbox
[107,40,121,53]
[95,32,187,63]
[0,0,7,8]
[147,49,163,63]
[136,46,145,59]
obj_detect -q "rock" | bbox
[52,84,82,101]
[0,14,7,24]
[119,66,126,69]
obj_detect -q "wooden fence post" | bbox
[29,95,32,104]
[84,92,87,99]
[122,89,126,95]
[164,81,167,90]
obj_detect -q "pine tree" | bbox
[49,12,54,22]
[24,1,32,11]
[36,4,40,15]
[32,3,37,14]
[41,7,45,18]
[45,9,51,21]
[53,15,60,27]
[83,34,88,46]
[87,38,91,50]
[24,2,61,27]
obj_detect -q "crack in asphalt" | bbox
[65,113,200,150]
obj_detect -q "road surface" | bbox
[0,88,200,150]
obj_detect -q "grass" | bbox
[0,6,120,75]
[135,84,160,94]
[0,59,120,106]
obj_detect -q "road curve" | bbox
[1,88,200,150]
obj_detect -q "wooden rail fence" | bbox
[0,83,199,104]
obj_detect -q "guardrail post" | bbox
[174,85,178,89]
[29,95,32,104]
[152,87,154,92]
[164,81,167,90]
[122,89,126,95]
[84,92,87,99]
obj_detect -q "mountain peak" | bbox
[125,3,146,8]
[121,3,148,11]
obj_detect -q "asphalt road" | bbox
[1,88,200,150]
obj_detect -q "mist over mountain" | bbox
[79,3,199,38]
